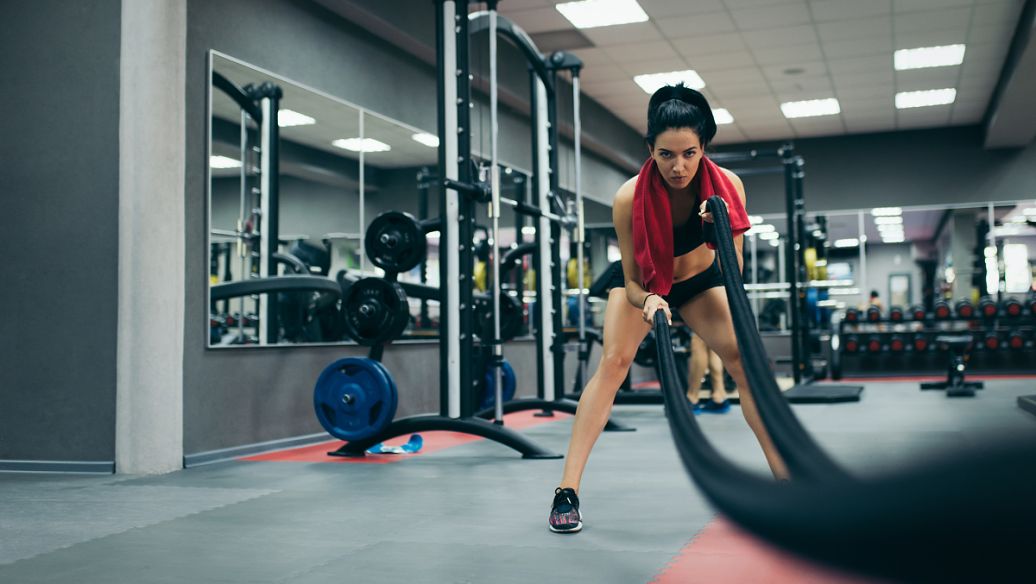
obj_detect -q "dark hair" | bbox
[870,290,879,298]
[645,83,716,149]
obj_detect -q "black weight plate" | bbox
[313,357,397,442]
[475,294,524,342]
[342,278,410,345]
[365,211,427,273]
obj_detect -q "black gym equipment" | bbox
[920,335,984,397]
[887,306,904,322]
[933,300,952,319]
[364,211,441,274]
[653,198,1036,584]
[955,299,976,319]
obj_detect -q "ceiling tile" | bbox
[570,48,616,66]
[618,57,691,76]
[699,67,770,85]
[742,125,796,141]
[894,0,974,12]
[712,126,749,144]
[809,0,893,22]
[580,22,662,46]
[896,105,952,127]
[894,67,962,92]
[640,0,727,18]
[751,42,824,66]
[822,37,894,59]
[671,34,750,59]
[894,7,972,34]
[603,40,681,63]
[692,50,760,71]
[656,12,738,38]
[731,3,813,30]
[816,17,893,42]
[724,0,807,8]
[827,54,892,75]
[832,70,896,91]
[769,76,835,97]
[894,29,970,49]
[968,23,1012,44]
[504,7,575,34]
[760,59,828,80]
[580,63,637,84]
[971,0,1025,26]
[742,25,819,49]
[843,118,894,135]
[713,79,777,99]
[950,100,987,123]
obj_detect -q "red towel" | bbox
[632,156,750,295]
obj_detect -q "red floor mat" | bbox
[652,518,883,584]
[241,409,572,464]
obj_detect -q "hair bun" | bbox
[647,83,716,144]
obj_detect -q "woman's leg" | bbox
[707,349,727,402]
[559,288,652,492]
[676,287,789,479]
[687,332,708,403]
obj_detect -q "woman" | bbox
[548,84,789,534]
[687,331,730,413]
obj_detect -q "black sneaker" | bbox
[548,487,582,533]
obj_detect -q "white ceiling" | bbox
[496,0,1025,144]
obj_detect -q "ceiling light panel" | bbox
[633,70,706,93]
[278,109,316,127]
[896,88,956,109]
[556,0,649,29]
[713,108,734,124]
[894,44,966,71]
[780,98,841,119]
[332,138,391,153]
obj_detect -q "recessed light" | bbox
[768,239,780,247]
[555,0,649,29]
[894,44,966,71]
[521,226,537,235]
[278,109,316,127]
[411,133,439,147]
[896,88,956,109]
[882,235,906,243]
[748,215,764,224]
[875,216,903,225]
[780,98,840,119]
[834,238,859,248]
[332,138,391,153]
[747,224,776,235]
[634,70,705,93]
[210,155,241,169]
[713,108,734,125]
[760,232,780,240]
[871,207,902,216]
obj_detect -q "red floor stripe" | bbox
[652,518,883,584]
[241,409,572,464]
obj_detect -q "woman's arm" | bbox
[613,179,672,324]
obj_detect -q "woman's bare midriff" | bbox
[673,245,716,282]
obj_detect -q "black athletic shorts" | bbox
[596,260,724,309]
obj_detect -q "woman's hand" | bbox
[698,197,727,223]
[643,294,672,326]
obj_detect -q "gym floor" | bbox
[3,379,1034,584]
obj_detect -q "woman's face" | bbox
[649,128,703,191]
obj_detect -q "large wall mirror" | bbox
[743,201,1036,336]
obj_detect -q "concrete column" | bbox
[116,0,186,474]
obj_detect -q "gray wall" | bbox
[730,126,1036,215]
[0,1,122,462]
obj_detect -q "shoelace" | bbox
[553,487,579,511]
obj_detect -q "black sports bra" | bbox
[673,218,705,256]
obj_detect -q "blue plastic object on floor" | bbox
[366,434,423,455]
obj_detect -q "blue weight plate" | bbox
[313,357,397,442]
[367,359,399,427]
[479,359,517,410]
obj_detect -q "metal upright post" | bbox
[783,150,802,385]
[257,84,281,344]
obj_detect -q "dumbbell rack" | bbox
[837,306,1036,378]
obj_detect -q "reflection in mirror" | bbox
[207,52,362,347]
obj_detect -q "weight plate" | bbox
[365,211,427,273]
[634,333,658,368]
[479,359,517,410]
[313,357,398,442]
[475,294,524,342]
[342,278,410,345]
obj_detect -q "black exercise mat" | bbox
[784,383,863,403]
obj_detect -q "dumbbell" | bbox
[1029,297,1036,317]
[955,300,975,319]
[933,301,952,320]
[983,332,1001,351]
[843,334,860,353]
[913,333,929,352]
[888,306,904,322]
[866,306,882,322]
[909,305,926,321]
[889,335,906,353]
[1007,330,1026,350]
[979,296,999,319]
[844,308,861,323]
[1004,298,1023,318]
[866,335,882,353]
